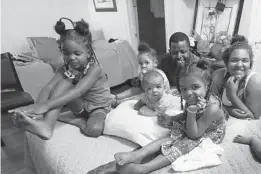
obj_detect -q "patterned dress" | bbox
[161,95,226,162]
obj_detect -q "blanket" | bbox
[87,118,261,174]
[24,114,261,174]
[172,138,224,172]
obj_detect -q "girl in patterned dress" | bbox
[114,60,227,174]
[11,18,113,140]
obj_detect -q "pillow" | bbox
[90,29,105,42]
[26,37,63,71]
[104,100,172,147]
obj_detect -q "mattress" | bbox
[24,111,261,174]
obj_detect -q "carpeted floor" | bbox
[1,113,35,174]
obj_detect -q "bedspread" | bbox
[93,40,139,87]
[24,113,261,174]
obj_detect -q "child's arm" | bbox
[170,112,186,121]
[138,106,157,117]
[158,112,184,128]
[225,106,252,119]
[210,68,225,96]
[226,76,257,119]
[244,74,261,119]
[36,68,64,103]
[44,64,102,110]
[186,104,224,139]
[134,99,145,110]
[9,68,64,113]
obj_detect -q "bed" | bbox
[26,29,139,88]
[23,29,261,174]
[24,108,261,174]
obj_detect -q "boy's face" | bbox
[143,76,164,101]
[138,54,157,74]
[169,40,190,67]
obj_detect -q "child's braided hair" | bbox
[54,17,100,67]
[176,60,213,110]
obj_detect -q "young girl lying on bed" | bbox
[133,71,181,117]
[234,134,261,162]
[114,60,227,174]
[111,43,170,107]
[10,18,113,140]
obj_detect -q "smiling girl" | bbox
[114,60,226,174]
[212,35,261,119]
[10,18,113,140]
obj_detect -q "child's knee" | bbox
[83,112,106,137]
[83,123,104,137]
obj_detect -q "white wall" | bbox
[164,0,196,50]
[238,0,253,38]
[1,0,90,53]
[86,0,134,50]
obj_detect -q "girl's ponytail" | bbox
[54,17,74,35]
[74,19,92,44]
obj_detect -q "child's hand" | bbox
[231,109,254,119]
[187,105,198,115]
[197,96,207,109]
[157,114,172,128]
[138,108,146,115]
[171,88,180,96]
[226,76,240,95]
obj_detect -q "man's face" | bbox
[169,40,190,67]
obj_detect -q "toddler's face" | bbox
[61,40,90,70]
[143,77,164,101]
[138,54,157,74]
[179,75,207,105]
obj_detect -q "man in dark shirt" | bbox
[158,32,199,87]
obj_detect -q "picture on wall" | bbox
[93,0,117,12]
[193,0,241,41]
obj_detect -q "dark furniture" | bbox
[1,52,34,146]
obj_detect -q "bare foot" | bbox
[12,111,53,140]
[117,163,146,174]
[233,135,252,145]
[114,151,143,166]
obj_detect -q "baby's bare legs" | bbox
[234,135,261,161]
[114,137,170,166]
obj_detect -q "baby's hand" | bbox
[157,114,172,128]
